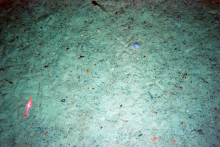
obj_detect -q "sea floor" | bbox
[0,0,219,146]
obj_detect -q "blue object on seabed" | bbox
[131,42,141,49]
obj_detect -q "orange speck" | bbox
[153,136,157,141]
[85,69,90,73]
[172,139,176,144]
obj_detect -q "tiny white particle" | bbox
[100,117,105,122]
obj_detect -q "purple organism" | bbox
[131,42,140,49]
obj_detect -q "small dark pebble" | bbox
[61,99,65,102]
[192,129,204,135]
[148,92,153,99]
[120,104,122,107]
[138,133,143,137]
[128,17,134,21]
[78,55,85,59]
[197,130,204,135]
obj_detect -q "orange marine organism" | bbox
[24,97,32,118]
